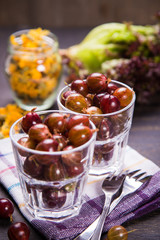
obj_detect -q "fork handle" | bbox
[89,197,111,240]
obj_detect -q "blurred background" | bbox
[0,0,160,106]
[0,0,159,29]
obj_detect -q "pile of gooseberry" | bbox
[61,73,133,115]
[60,73,134,164]
[17,110,95,208]
[0,198,30,240]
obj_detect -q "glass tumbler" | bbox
[57,80,136,176]
[5,28,62,111]
[10,110,96,221]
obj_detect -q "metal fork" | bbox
[89,174,126,240]
[74,170,151,240]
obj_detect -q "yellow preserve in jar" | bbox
[5,28,62,110]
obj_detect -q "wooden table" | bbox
[0,28,160,240]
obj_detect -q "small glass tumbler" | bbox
[57,80,136,176]
[5,28,62,111]
[10,110,96,221]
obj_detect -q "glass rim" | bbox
[8,29,59,54]
[57,79,136,117]
[9,110,97,156]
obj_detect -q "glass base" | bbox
[89,135,128,176]
[26,202,81,222]
[13,91,58,111]
[89,162,124,176]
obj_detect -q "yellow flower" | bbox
[0,104,26,138]
[10,35,18,46]
[30,68,42,79]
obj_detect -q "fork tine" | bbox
[127,169,141,177]
[133,172,147,180]
[138,175,152,183]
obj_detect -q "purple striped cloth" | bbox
[0,138,160,240]
[32,171,160,239]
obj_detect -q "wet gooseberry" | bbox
[68,124,93,147]
[44,161,66,181]
[67,115,90,130]
[86,73,108,93]
[35,138,59,164]
[65,92,89,113]
[23,155,43,179]
[97,118,114,140]
[42,188,66,208]
[8,222,30,240]
[0,198,14,219]
[28,123,52,143]
[17,137,36,156]
[65,162,84,177]
[83,106,103,127]
[52,134,68,151]
[71,79,88,96]
[113,87,133,107]
[44,113,67,134]
[21,108,42,133]
[61,90,76,105]
[106,82,118,94]
[83,106,103,115]
[93,92,106,108]
[100,94,120,113]
[107,225,128,240]
[62,145,82,166]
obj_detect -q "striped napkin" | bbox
[0,137,160,240]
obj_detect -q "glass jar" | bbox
[5,28,62,111]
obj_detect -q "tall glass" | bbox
[57,80,136,176]
[10,110,96,221]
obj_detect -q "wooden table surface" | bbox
[0,28,160,240]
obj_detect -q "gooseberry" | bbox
[8,222,30,240]
[62,145,82,166]
[100,94,120,113]
[44,113,67,134]
[28,123,52,143]
[21,108,42,133]
[52,134,68,151]
[107,225,128,240]
[65,93,89,113]
[67,115,90,130]
[61,90,76,105]
[17,137,36,156]
[68,125,93,147]
[106,82,118,94]
[71,79,88,96]
[44,161,66,181]
[23,155,43,179]
[86,73,108,93]
[0,198,14,219]
[42,188,66,208]
[35,138,59,164]
[113,87,133,107]
[93,92,106,108]
[65,162,84,177]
